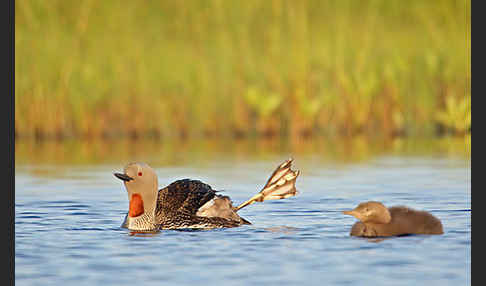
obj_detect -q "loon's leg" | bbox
[235,158,300,211]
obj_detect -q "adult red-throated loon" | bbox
[114,159,300,231]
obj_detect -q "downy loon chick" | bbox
[343,201,444,237]
[114,159,300,231]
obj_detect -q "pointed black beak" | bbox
[114,173,134,182]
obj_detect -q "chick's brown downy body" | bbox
[343,201,443,237]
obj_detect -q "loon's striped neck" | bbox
[126,212,158,231]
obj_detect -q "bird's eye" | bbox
[138,172,143,176]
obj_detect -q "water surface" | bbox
[15,138,471,285]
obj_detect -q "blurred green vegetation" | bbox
[15,0,470,140]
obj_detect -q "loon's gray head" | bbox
[114,162,159,223]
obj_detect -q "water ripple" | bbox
[15,158,471,286]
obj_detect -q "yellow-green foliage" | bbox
[15,0,470,139]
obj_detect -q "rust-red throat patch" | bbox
[129,194,144,217]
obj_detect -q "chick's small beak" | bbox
[114,172,134,182]
[342,210,359,218]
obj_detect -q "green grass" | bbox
[15,0,470,139]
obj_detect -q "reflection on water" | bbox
[15,136,470,166]
[128,231,161,237]
[263,226,300,234]
[15,136,470,285]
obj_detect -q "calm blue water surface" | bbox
[15,154,470,285]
